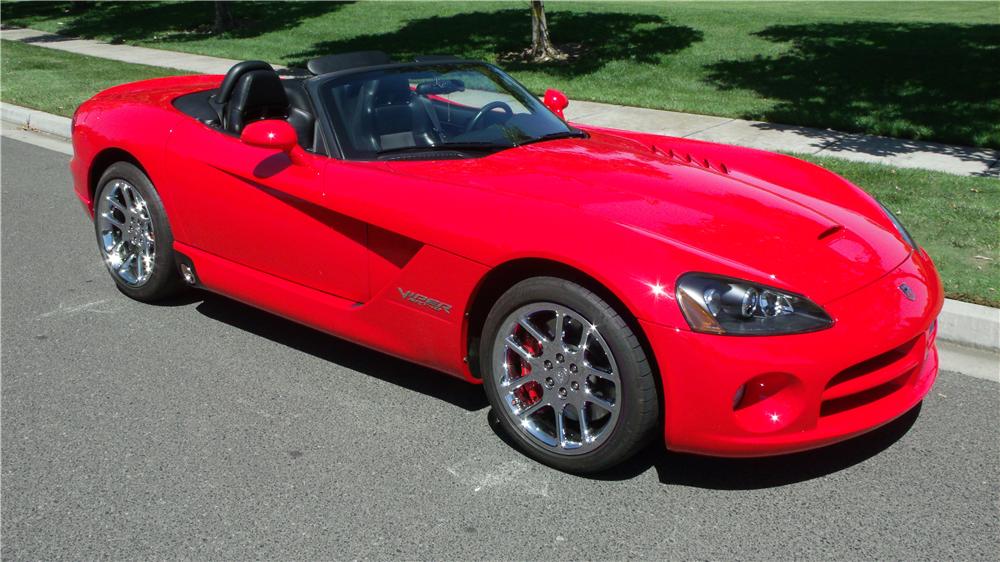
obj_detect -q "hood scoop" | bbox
[653,144,731,175]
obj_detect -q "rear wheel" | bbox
[480,276,659,473]
[94,162,183,302]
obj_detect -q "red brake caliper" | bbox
[512,326,543,408]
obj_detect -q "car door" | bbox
[164,119,369,303]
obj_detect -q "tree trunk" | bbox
[214,1,235,34]
[529,1,563,61]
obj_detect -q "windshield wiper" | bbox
[516,129,588,147]
[439,141,514,150]
[376,142,511,157]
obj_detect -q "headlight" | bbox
[878,201,917,250]
[676,274,833,335]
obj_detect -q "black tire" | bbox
[480,276,659,473]
[93,162,183,302]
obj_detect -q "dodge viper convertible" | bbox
[70,52,943,473]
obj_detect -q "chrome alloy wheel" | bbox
[491,303,621,455]
[96,180,155,286]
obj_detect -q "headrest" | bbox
[217,60,274,104]
[230,69,289,112]
[372,74,412,106]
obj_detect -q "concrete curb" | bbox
[3,102,999,354]
[938,299,1000,352]
[2,103,71,138]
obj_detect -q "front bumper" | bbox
[643,249,943,457]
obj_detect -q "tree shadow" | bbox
[192,292,488,412]
[287,9,702,78]
[756,122,1000,176]
[3,1,349,44]
[705,22,1000,149]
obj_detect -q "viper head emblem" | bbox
[898,283,916,301]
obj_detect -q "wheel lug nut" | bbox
[544,377,554,388]
[569,364,578,373]
[543,360,553,370]
[555,353,564,363]
[571,381,579,391]
[558,387,567,398]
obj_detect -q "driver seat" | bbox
[223,69,289,135]
[212,61,290,136]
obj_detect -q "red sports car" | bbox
[70,53,943,473]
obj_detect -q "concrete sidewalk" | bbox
[567,100,1000,178]
[4,26,998,178]
[1,27,265,75]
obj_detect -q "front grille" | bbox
[820,335,923,417]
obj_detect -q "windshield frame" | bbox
[305,61,574,161]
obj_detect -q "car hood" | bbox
[385,132,910,304]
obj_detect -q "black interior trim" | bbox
[173,88,222,127]
[307,51,391,75]
[413,55,461,63]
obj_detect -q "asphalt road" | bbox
[2,136,998,560]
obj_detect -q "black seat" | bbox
[223,69,289,135]
[175,61,318,149]
[215,60,273,106]
[208,60,271,124]
[283,80,316,151]
[365,75,437,151]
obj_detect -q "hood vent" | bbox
[818,224,845,241]
[655,145,730,175]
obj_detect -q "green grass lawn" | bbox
[4,1,998,148]
[0,40,186,117]
[1,40,996,307]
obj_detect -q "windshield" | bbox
[316,63,576,159]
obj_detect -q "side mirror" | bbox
[241,119,306,164]
[543,88,569,120]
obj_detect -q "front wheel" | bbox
[93,162,183,302]
[480,277,660,473]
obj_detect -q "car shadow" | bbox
[184,289,919,487]
[619,404,920,489]
[488,403,921,489]
[191,291,488,412]
[135,288,205,307]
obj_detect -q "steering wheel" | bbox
[465,101,513,133]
